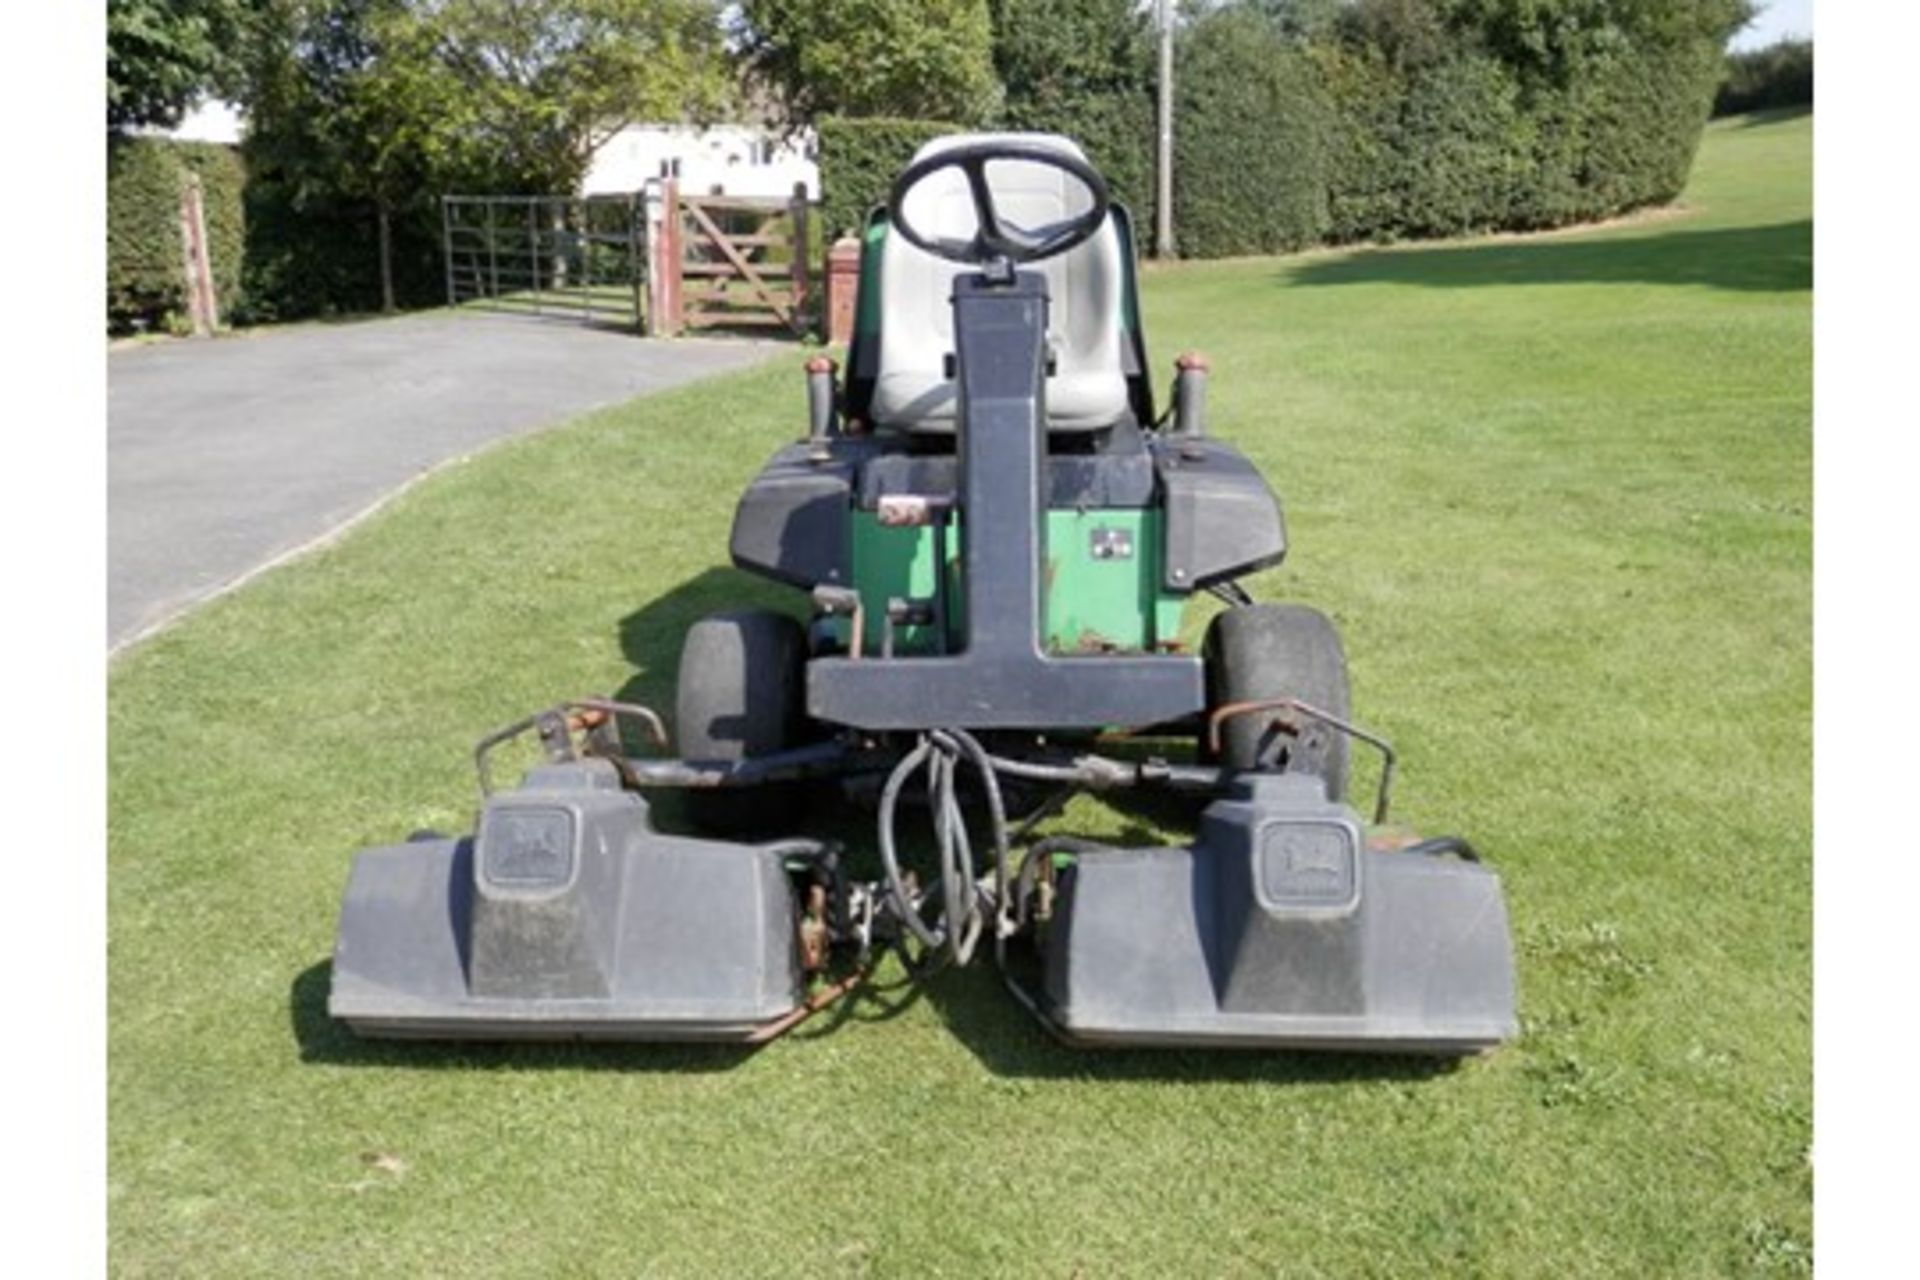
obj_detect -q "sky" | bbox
[1732,0,1813,51]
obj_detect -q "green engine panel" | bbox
[848,509,1187,655]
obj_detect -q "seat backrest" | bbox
[871,133,1129,433]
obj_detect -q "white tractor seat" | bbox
[871,134,1130,433]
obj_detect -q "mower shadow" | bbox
[609,564,814,834]
[1732,104,1811,129]
[918,964,1462,1086]
[611,565,798,708]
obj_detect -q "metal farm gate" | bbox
[442,194,647,331]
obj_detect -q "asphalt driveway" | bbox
[108,310,779,648]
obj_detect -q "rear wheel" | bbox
[1203,603,1351,801]
[675,610,810,835]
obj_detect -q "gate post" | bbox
[527,200,542,313]
[641,189,656,333]
[487,200,500,300]
[178,174,218,336]
[825,238,861,347]
[650,179,683,337]
[789,181,811,334]
[440,196,455,309]
[578,198,591,323]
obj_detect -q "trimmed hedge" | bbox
[107,137,245,333]
[816,3,1737,261]
[1715,39,1813,117]
[1173,0,1739,254]
[237,179,443,325]
[990,0,1155,218]
[106,131,443,330]
[1173,8,1330,257]
[998,90,1154,222]
[817,116,961,241]
[818,4,1157,241]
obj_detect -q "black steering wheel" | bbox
[887,140,1111,266]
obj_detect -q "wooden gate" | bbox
[651,181,815,337]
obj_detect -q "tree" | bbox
[337,7,482,310]
[242,0,432,312]
[1247,0,1345,41]
[239,0,730,315]
[107,0,245,131]
[991,0,1150,108]
[1715,38,1812,117]
[426,0,732,192]
[735,0,1003,126]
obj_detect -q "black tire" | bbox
[1203,603,1351,801]
[675,610,810,835]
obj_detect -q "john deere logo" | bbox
[1259,821,1357,909]
[479,808,575,888]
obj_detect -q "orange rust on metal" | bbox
[798,883,830,971]
[1074,628,1122,654]
[1205,697,1306,756]
[1367,826,1423,853]
[572,698,669,750]
[743,967,868,1044]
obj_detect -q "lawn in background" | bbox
[109,112,1811,1276]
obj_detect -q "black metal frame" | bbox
[806,267,1206,730]
[442,193,648,331]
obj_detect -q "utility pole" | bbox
[1155,0,1175,258]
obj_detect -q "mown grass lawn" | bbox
[109,111,1811,1276]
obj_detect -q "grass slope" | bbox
[109,112,1811,1276]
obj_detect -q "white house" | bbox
[157,99,245,145]
[582,123,819,201]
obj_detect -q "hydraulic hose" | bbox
[875,728,1016,972]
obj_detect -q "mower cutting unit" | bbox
[330,135,1517,1054]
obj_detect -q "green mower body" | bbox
[841,507,1186,656]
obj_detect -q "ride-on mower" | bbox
[329,135,1517,1053]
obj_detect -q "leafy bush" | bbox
[814,0,1156,245]
[737,1,1002,125]
[1715,39,1813,117]
[767,2,1752,264]
[107,137,245,334]
[1311,42,1407,243]
[1172,6,1330,257]
[236,169,443,325]
[816,116,962,241]
[1377,50,1523,238]
[990,0,1156,219]
[1176,0,1744,252]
